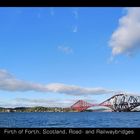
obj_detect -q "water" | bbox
[0,112,140,128]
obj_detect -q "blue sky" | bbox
[0,7,140,107]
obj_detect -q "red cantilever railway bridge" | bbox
[70,93,140,112]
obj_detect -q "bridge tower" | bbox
[71,100,93,112]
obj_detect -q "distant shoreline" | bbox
[0,106,139,112]
[0,106,76,112]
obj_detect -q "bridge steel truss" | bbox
[71,100,94,112]
[71,94,140,112]
[100,94,140,112]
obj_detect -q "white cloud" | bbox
[73,8,78,19]
[0,69,47,92]
[46,83,118,96]
[0,69,124,96]
[72,25,78,33]
[14,98,77,107]
[109,8,140,57]
[72,8,79,33]
[57,46,73,54]
[0,98,98,108]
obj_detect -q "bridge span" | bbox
[71,93,140,112]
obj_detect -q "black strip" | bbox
[0,0,140,7]
[0,128,139,136]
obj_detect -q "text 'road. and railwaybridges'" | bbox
[71,93,140,112]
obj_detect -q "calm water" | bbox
[0,112,140,128]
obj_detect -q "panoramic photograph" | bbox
[0,7,140,128]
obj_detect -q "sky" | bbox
[0,7,140,107]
